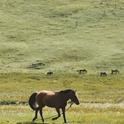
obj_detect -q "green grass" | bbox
[0,73,124,123]
[0,73,124,103]
[0,0,124,123]
[0,104,124,124]
[0,0,123,73]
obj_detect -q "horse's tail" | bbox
[28,92,39,111]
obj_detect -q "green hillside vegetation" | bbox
[0,0,123,73]
[0,0,124,124]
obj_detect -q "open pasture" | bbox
[0,0,124,123]
[0,104,124,124]
[0,73,124,124]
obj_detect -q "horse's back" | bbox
[37,90,55,99]
[36,90,58,107]
[42,90,55,95]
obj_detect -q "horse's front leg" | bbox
[52,108,61,120]
[62,107,67,123]
[32,109,38,122]
[39,108,44,122]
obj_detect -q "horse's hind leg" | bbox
[39,108,44,122]
[52,108,60,120]
[32,109,38,122]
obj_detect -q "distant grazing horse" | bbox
[111,69,119,75]
[46,71,53,75]
[77,69,87,74]
[100,72,107,76]
[29,89,79,123]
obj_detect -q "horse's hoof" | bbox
[42,119,44,123]
[52,117,58,120]
[52,118,56,120]
[32,118,36,122]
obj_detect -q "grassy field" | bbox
[0,73,124,124]
[0,0,123,73]
[0,73,124,103]
[0,0,124,124]
[0,104,124,124]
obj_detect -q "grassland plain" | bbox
[0,0,124,124]
[0,73,124,124]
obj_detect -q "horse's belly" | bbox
[45,100,57,107]
[46,104,56,108]
[44,98,62,108]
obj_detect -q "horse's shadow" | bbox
[16,122,48,124]
[16,121,82,124]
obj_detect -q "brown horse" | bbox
[29,89,79,123]
[77,69,87,74]
[111,69,119,75]
[100,72,107,76]
[46,71,53,76]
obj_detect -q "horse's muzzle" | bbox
[76,101,80,105]
[74,100,80,105]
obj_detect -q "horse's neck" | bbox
[64,96,70,101]
[59,91,70,102]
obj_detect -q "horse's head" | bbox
[62,89,80,105]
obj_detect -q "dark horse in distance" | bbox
[29,89,80,123]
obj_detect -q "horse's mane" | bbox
[59,89,74,94]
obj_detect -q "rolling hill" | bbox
[0,0,124,74]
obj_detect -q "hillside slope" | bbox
[0,0,124,73]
